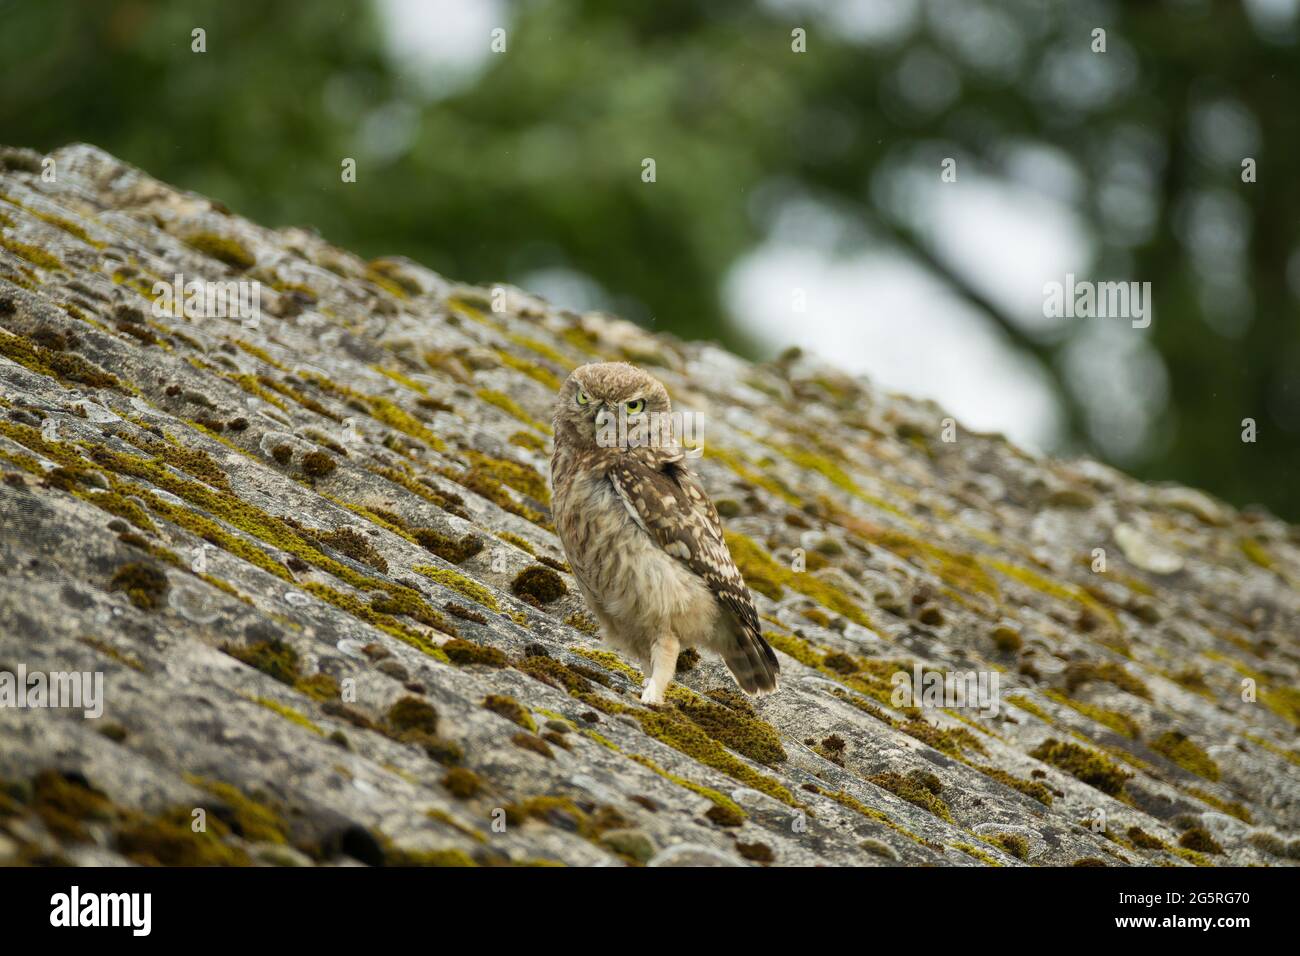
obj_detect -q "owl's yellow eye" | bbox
[624,399,645,415]
[576,389,590,406]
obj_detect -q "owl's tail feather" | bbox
[723,627,781,696]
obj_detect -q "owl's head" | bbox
[553,362,672,452]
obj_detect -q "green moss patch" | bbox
[414,565,500,611]
[442,638,508,668]
[1178,826,1223,855]
[386,696,440,735]
[1185,786,1251,823]
[900,718,987,758]
[116,808,251,866]
[222,638,301,685]
[386,846,478,867]
[412,528,483,563]
[186,776,290,845]
[954,842,1003,865]
[510,565,566,605]
[0,234,66,271]
[442,767,483,799]
[301,450,337,478]
[254,697,323,734]
[438,461,547,526]
[1063,660,1151,700]
[725,532,871,627]
[863,527,1000,601]
[482,694,536,732]
[1007,694,1052,722]
[108,561,169,610]
[1150,730,1220,781]
[222,638,339,703]
[496,350,564,390]
[464,450,550,504]
[305,525,389,573]
[477,388,549,433]
[1045,690,1141,738]
[184,233,255,270]
[1030,739,1131,796]
[972,765,1053,806]
[866,770,953,822]
[670,687,787,765]
[987,832,1029,860]
[515,654,601,693]
[0,330,123,391]
[629,704,796,806]
[1126,826,1168,850]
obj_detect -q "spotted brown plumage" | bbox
[608,448,779,691]
[550,361,780,703]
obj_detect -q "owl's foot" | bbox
[640,636,679,706]
[639,676,661,704]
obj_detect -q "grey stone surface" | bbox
[0,143,1296,867]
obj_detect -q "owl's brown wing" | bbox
[607,448,779,693]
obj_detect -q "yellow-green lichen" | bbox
[1185,786,1251,823]
[184,233,255,270]
[366,396,447,451]
[441,638,509,668]
[1044,690,1141,738]
[0,234,66,271]
[1030,739,1130,796]
[669,686,787,766]
[1007,694,1052,723]
[953,842,1004,866]
[184,775,290,845]
[108,561,169,610]
[508,430,547,452]
[806,785,929,847]
[254,696,324,735]
[476,388,550,433]
[1150,730,1220,781]
[1238,537,1273,569]
[438,461,547,527]
[413,565,500,611]
[482,694,537,732]
[725,532,873,628]
[463,450,550,504]
[1063,659,1151,700]
[0,330,123,391]
[866,770,953,822]
[495,350,564,390]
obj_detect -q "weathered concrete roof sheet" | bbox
[0,143,1296,867]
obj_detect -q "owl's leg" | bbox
[640,635,679,705]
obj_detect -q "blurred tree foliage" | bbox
[0,0,1295,517]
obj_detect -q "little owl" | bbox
[550,362,780,704]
